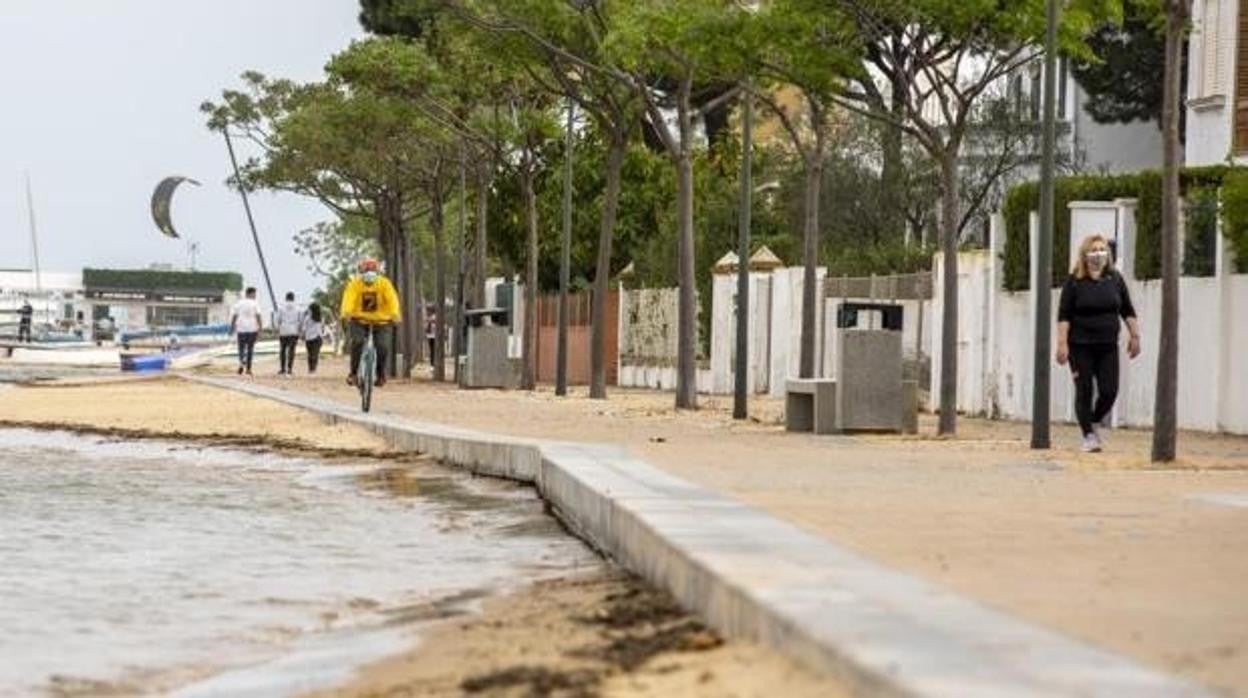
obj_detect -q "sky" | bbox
[0,0,365,302]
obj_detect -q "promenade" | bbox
[235,357,1248,695]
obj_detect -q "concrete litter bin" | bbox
[460,307,520,389]
[786,301,918,434]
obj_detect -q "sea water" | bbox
[0,428,596,696]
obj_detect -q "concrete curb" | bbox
[185,375,1218,698]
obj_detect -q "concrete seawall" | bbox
[186,375,1216,698]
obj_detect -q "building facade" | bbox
[1186,0,1248,166]
[0,269,83,335]
[81,267,242,331]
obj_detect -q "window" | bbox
[1029,64,1042,121]
[1058,56,1069,120]
[146,305,208,327]
[1197,0,1227,98]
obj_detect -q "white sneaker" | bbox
[1081,433,1102,453]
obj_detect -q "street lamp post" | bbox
[556,99,574,397]
[1031,0,1060,449]
[734,81,753,420]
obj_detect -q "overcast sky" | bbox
[0,1,363,302]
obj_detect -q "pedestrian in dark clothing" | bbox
[274,291,301,376]
[303,303,324,374]
[17,298,33,343]
[1057,234,1142,452]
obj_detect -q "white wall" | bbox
[709,271,774,394]
[941,200,1248,435]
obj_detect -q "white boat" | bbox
[3,344,120,367]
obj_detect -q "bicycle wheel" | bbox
[359,345,375,413]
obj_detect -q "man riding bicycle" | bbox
[340,257,401,387]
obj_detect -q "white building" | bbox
[0,269,84,334]
[1186,0,1248,166]
[80,267,242,332]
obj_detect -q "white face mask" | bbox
[1086,250,1109,270]
[362,271,379,285]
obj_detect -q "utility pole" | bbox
[1031,0,1059,449]
[24,172,42,295]
[734,83,753,420]
[453,146,468,385]
[222,129,277,310]
[556,99,574,396]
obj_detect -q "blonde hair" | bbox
[1072,234,1114,279]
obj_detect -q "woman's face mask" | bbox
[362,271,379,284]
[1086,249,1109,270]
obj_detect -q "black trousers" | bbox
[236,332,258,372]
[1070,343,1119,436]
[305,338,322,373]
[279,335,298,373]
[17,321,31,342]
[348,322,391,379]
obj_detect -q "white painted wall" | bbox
[709,271,774,394]
[939,200,1248,435]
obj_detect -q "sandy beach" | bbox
[0,377,847,697]
[306,571,844,698]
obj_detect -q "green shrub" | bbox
[83,268,244,292]
[1183,187,1219,277]
[1134,171,1161,279]
[1222,170,1248,274]
[1002,165,1245,289]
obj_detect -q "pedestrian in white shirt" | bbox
[273,291,302,376]
[229,287,263,376]
[302,302,324,374]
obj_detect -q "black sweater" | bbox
[1058,271,1136,345]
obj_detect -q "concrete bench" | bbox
[786,378,919,435]
[786,379,838,434]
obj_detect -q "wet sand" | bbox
[0,377,395,457]
[306,571,844,698]
[1,378,848,697]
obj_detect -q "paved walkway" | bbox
[209,358,1247,695]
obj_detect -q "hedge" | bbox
[1002,165,1245,290]
[1222,169,1248,274]
[83,268,244,293]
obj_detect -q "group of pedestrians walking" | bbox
[227,288,326,377]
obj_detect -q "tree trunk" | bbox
[522,168,538,391]
[938,150,960,435]
[411,233,425,367]
[675,79,698,410]
[431,186,447,382]
[474,165,490,309]
[880,75,907,242]
[377,194,409,379]
[799,147,824,379]
[395,211,417,379]
[590,133,626,400]
[1152,0,1188,462]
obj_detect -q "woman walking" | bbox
[302,302,324,375]
[1056,235,1142,452]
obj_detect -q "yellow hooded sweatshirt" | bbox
[340,274,401,324]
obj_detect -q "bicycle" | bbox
[356,322,387,413]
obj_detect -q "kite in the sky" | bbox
[150,176,200,239]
